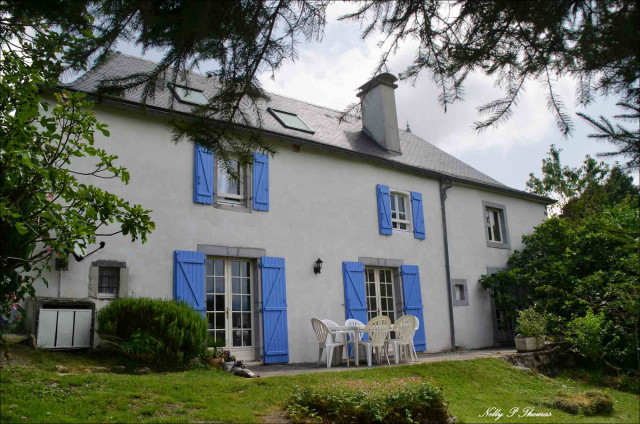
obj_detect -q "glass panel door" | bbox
[231,261,252,348]
[365,267,396,323]
[205,259,226,345]
[205,258,254,359]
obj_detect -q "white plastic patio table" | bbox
[329,325,366,367]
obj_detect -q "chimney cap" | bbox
[357,73,398,97]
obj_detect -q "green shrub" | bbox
[566,309,607,361]
[552,390,613,416]
[286,377,450,424]
[516,307,547,338]
[97,298,207,369]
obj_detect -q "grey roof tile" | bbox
[62,52,550,201]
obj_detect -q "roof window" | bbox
[267,107,314,134]
[170,84,209,106]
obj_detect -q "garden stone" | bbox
[55,365,70,373]
[110,365,126,374]
[134,367,152,375]
[234,360,246,369]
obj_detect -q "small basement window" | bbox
[98,267,120,298]
[451,279,469,306]
[267,107,314,134]
[170,84,209,106]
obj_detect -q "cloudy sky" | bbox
[115,2,630,191]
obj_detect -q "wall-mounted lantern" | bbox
[314,258,323,274]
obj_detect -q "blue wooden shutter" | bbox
[376,184,392,235]
[343,262,368,323]
[193,144,214,204]
[253,152,269,211]
[411,191,426,239]
[261,256,288,363]
[173,250,205,317]
[401,265,427,351]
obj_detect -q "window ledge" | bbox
[486,241,511,250]
[214,202,251,213]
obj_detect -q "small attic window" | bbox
[170,84,209,106]
[267,107,314,134]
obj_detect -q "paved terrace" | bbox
[250,347,516,377]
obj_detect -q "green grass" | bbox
[1,345,638,423]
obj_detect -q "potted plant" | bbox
[222,350,236,372]
[204,336,225,368]
[515,307,547,352]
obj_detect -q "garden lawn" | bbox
[1,345,638,423]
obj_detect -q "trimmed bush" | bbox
[97,298,207,369]
[286,377,450,424]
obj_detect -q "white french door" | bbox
[365,267,397,323]
[205,258,254,360]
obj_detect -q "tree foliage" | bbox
[479,199,639,371]
[1,0,330,166]
[341,0,639,166]
[0,21,154,328]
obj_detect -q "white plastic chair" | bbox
[357,315,392,366]
[410,316,420,361]
[345,318,365,363]
[322,319,350,364]
[311,318,349,368]
[386,315,417,364]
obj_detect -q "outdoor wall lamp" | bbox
[314,258,323,274]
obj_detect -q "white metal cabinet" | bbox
[37,309,92,349]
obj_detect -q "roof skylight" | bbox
[268,107,314,134]
[170,84,209,106]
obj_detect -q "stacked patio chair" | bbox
[311,318,349,368]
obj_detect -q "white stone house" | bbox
[32,53,552,363]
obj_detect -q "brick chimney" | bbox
[357,73,401,153]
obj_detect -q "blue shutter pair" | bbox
[174,250,289,364]
[376,184,426,239]
[193,145,269,211]
[342,261,427,352]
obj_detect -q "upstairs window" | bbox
[485,207,503,242]
[170,84,209,106]
[483,201,510,249]
[390,192,411,231]
[215,160,247,207]
[267,107,314,134]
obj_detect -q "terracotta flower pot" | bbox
[205,357,223,369]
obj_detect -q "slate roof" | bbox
[62,52,552,203]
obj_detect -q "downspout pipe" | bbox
[439,178,456,349]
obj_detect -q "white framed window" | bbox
[390,191,411,231]
[482,201,510,249]
[98,267,119,298]
[215,160,248,206]
[485,207,503,242]
[365,267,397,323]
